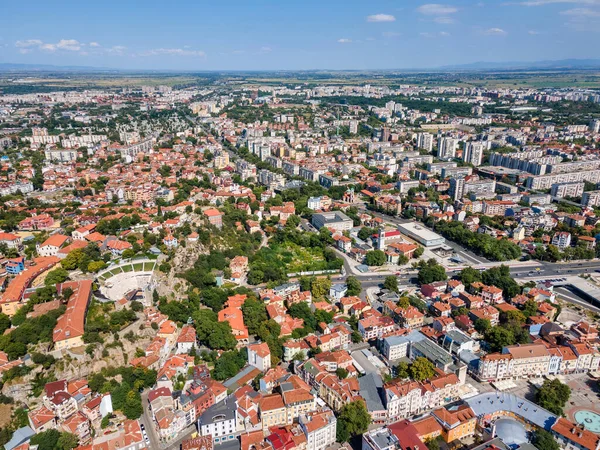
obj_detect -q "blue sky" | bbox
[1,0,599,70]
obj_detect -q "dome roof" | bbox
[495,418,528,446]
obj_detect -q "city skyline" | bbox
[2,0,600,71]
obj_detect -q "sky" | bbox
[1,0,600,71]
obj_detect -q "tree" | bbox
[123,390,143,419]
[417,260,447,285]
[501,309,526,324]
[413,246,424,258]
[57,433,79,450]
[383,276,399,293]
[485,326,515,352]
[311,277,332,299]
[345,276,362,296]
[409,357,435,381]
[44,268,69,287]
[474,318,491,335]
[535,379,571,416]
[358,227,376,241]
[365,250,386,266]
[532,429,560,450]
[241,298,268,336]
[0,313,10,335]
[87,261,106,273]
[396,361,409,379]
[336,368,349,379]
[336,400,371,443]
[522,299,539,318]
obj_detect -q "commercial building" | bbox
[311,211,353,232]
[397,223,445,247]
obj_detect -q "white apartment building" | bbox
[550,182,584,199]
[463,142,486,167]
[582,190,600,207]
[438,137,457,160]
[299,410,337,450]
[416,133,433,153]
[526,169,600,190]
[247,343,271,372]
[552,232,572,249]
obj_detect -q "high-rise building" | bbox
[416,133,433,153]
[463,142,485,167]
[438,137,457,160]
[449,177,466,200]
[590,119,600,134]
[349,120,358,134]
[381,127,391,142]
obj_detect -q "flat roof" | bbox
[398,222,444,242]
[466,392,557,430]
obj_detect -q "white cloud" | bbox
[420,31,452,38]
[518,0,600,5]
[417,4,458,15]
[434,16,456,23]
[366,14,396,22]
[15,39,42,48]
[483,27,507,35]
[141,48,206,57]
[89,42,101,47]
[56,39,81,51]
[561,7,600,30]
[40,43,57,52]
[382,31,402,37]
[260,46,272,53]
[561,6,600,14]
[15,38,82,52]
[107,45,127,55]
[337,38,352,43]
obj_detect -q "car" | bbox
[140,424,145,431]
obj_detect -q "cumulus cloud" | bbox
[15,38,83,53]
[337,38,352,43]
[140,48,206,57]
[518,0,600,5]
[483,27,507,35]
[106,45,127,55]
[56,39,81,51]
[89,42,101,47]
[260,46,272,52]
[366,14,396,22]
[561,6,600,14]
[417,4,458,14]
[15,39,43,48]
[561,7,600,30]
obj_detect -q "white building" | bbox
[416,133,433,153]
[197,396,238,445]
[463,142,485,167]
[247,342,271,372]
[438,137,457,160]
[299,410,337,450]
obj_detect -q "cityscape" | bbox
[3,2,600,450]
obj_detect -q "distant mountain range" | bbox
[0,63,115,72]
[2,59,600,73]
[438,59,600,71]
